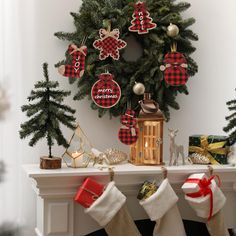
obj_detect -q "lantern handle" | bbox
[207,165,213,176]
[161,166,168,179]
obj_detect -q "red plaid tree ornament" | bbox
[91,72,121,108]
[118,109,138,145]
[129,1,157,34]
[160,51,189,86]
[58,44,87,78]
[93,28,127,60]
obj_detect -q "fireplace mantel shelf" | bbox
[23,163,236,236]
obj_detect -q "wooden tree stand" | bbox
[40,157,62,169]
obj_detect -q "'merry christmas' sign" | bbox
[91,73,121,108]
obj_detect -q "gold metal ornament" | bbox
[92,148,128,165]
[167,23,179,37]
[188,153,211,165]
[133,82,145,95]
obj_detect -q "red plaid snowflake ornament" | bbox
[93,28,127,60]
[118,109,138,145]
[58,44,87,78]
[160,51,188,86]
[91,72,121,108]
[129,1,156,34]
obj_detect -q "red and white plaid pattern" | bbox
[93,28,127,60]
[119,109,138,145]
[163,52,189,86]
[61,44,87,78]
[91,73,121,108]
[120,109,137,128]
[129,1,156,34]
[118,127,139,145]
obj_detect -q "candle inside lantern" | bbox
[71,151,85,168]
[144,141,148,160]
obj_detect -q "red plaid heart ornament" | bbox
[129,1,156,34]
[160,51,189,86]
[93,28,127,60]
[58,44,87,78]
[91,72,121,108]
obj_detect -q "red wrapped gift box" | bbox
[74,178,105,208]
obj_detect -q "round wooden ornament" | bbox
[91,72,121,108]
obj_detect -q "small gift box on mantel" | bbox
[188,135,230,165]
[74,178,105,208]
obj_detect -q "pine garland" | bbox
[19,63,76,158]
[223,89,236,144]
[55,0,198,120]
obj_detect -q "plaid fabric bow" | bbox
[93,28,127,60]
[58,44,87,78]
[161,52,189,86]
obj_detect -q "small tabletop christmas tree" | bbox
[223,89,236,144]
[19,63,76,169]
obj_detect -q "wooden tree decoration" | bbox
[62,124,95,168]
[19,63,76,169]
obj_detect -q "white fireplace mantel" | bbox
[23,164,236,236]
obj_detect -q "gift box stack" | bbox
[188,135,230,165]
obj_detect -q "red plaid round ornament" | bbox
[91,72,121,108]
[93,28,127,60]
[129,1,156,35]
[118,109,138,145]
[58,44,87,79]
[160,51,188,86]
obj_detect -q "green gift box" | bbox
[188,135,230,165]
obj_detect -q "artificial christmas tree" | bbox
[19,63,76,169]
[223,89,236,144]
[55,0,198,120]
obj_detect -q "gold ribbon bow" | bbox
[189,136,228,165]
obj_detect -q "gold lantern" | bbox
[62,124,95,168]
[130,93,165,165]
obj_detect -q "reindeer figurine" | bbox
[168,129,185,166]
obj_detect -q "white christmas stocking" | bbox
[140,179,186,236]
[85,181,141,236]
[184,177,229,236]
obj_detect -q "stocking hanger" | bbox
[207,165,214,176]
[161,166,168,179]
[109,167,114,181]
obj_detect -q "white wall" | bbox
[4,0,236,235]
